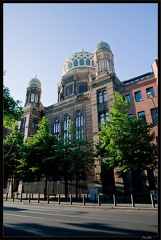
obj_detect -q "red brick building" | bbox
[19,40,158,195]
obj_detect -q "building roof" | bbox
[62,49,94,76]
[94,38,111,53]
[29,76,41,90]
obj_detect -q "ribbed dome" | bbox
[95,39,111,53]
[62,49,94,76]
[29,76,41,90]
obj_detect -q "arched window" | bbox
[64,115,71,141]
[92,60,94,66]
[86,58,90,66]
[80,58,84,66]
[68,61,72,69]
[53,118,60,140]
[103,90,107,101]
[74,59,78,67]
[75,111,84,140]
[31,93,34,102]
[98,90,107,103]
[98,60,104,71]
[98,92,103,103]
[104,59,110,70]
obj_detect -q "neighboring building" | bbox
[20,39,158,195]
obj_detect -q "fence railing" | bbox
[4,192,158,208]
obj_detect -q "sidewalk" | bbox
[3,197,158,210]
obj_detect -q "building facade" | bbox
[20,39,158,195]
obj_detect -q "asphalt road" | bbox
[3,201,158,237]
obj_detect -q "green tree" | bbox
[17,116,59,199]
[3,85,23,129]
[3,123,24,190]
[68,138,95,199]
[58,122,95,199]
[97,91,157,186]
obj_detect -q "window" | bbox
[104,59,110,70]
[146,87,155,97]
[74,59,78,67]
[92,60,94,66]
[86,59,90,66]
[64,115,71,141]
[20,118,26,132]
[125,94,131,103]
[128,114,133,120]
[68,61,72,69]
[138,111,146,122]
[98,60,104,71]
[134,91,142,102]
[99,112,110,125]
[66,83,73,96]
[150,108,158,124]
[80,58,84,66]
[78,83,87,93]
[32,119,38,129]
[75,112,84,139]
[98,90,108,103]
[35,94,38,103]
[31,93,34,102]
[53,118,60,140]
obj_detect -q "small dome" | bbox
[62,49,94,76]
[95,39,111,53]
[29,76,41,89]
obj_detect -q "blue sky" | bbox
[3,3,158,107]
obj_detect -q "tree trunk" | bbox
[75,172,78,201]
[44,175,47,201]
[64,172,68,200]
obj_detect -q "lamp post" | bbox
[147,92,158,116]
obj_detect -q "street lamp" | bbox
[147,92,158,116]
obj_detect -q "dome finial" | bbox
[100,38,102,42]
[81,47,84,52]
[35,74,37,78]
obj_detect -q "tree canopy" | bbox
[97,91,158,174]
[3,85,23,129]
[3,123,24,185]
[17,116,59,182]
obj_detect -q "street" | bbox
[3,201,158,237]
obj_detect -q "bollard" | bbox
[38,193,40,203]
[131,194,135,207]
[113,194,116,207]
[98,194,100,206]
[70,195,72,205]
[47,194,49,204]
[20,192,22,202]
[6,192,8,201]
[32,193,34,199]
[12,193,14,202]
[26,193,28,199]
[150,194,155,208]
[29,193,31,202]
[58,194,60,204]
[83,194,85,205]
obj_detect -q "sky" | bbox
[3,3,158,107]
